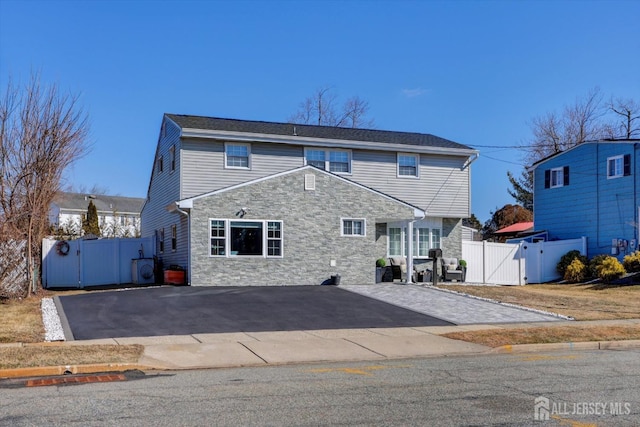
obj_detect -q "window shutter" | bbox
[544,170,550,188]
[563,166,570,186]
[623,154,631,176]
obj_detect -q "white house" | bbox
[49,192,145,238]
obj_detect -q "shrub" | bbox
[458,259,467,268]
[588,254,610,279]
[376,258,386,267]
[564,258,587,283]
[557,250,588,276]
[594,256,626,283]
[623,250,640,273]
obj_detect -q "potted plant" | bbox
[458,259,467,282]
[376,258,387,283]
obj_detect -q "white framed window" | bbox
[329,151,350,173]
[544,166,569,188]
[209,219,283,258]
[304,148,351,174]
[397,153,419,177]
[305,149,326,169]
[550,167,563,187]
[210,220,226,256]
[170,145,176,172]
[608,155,624,179]
[387,220,442,258]
[342,218,366,236]
[267,221,283,256]
[157,155,163,173]
[225,143,251,169]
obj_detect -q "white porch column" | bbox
[405,220,415,284]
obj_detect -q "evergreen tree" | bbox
[463,214,483,231]
[82,200,101,236]
[507,170,534,212]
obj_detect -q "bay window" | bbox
[210,219,283,257]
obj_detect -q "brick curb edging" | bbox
[0,363,155,379]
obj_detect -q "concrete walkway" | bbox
[340,284,566,324]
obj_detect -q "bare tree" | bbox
[524,87,606,165]
[604,98,640,139]
[0,73,90,297]
[288,87,375,128]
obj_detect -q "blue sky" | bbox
[1,0,639,223]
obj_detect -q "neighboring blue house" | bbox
[531,140,640,259]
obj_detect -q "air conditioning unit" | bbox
[132,258,155,284]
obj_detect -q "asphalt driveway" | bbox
[56,286,454,340]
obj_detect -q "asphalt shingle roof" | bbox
[54,192,145,214]
[166,114,474,151]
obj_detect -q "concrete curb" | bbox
[492,339,640,354]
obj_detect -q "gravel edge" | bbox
[41,298,65,341]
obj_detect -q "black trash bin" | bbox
[331,274,341,285]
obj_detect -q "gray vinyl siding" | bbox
[351,150,470,217]
[180,139,469,216]
[181,139,303,198]
[140,118,188,269]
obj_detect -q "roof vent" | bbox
[304,174,315,191]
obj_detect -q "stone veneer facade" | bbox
[189,168,419,285]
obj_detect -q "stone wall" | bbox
[189,168,417,285]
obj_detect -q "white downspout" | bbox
[405,210,426,285]
[405,220,415,284]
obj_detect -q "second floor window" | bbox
[225,143,250,169]
[170,145,176,171]
[306,150,326,169]
[608,154,631,179]
[398,153,419,177]
[305,148,351,174]
[545,166,569,188]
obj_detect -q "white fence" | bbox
[462,237,587,285]
[42,237,155,288]
[521,237,588,284]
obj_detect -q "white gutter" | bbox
[463,152,480,169]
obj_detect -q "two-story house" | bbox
[141,114,478,286]
[531,140,639,259]
[50,192,144,238]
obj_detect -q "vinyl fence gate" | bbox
[42,237,155,288]
[462,237,587,285]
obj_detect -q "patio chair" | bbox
[389,257,406,281]
[441,257,464,282]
